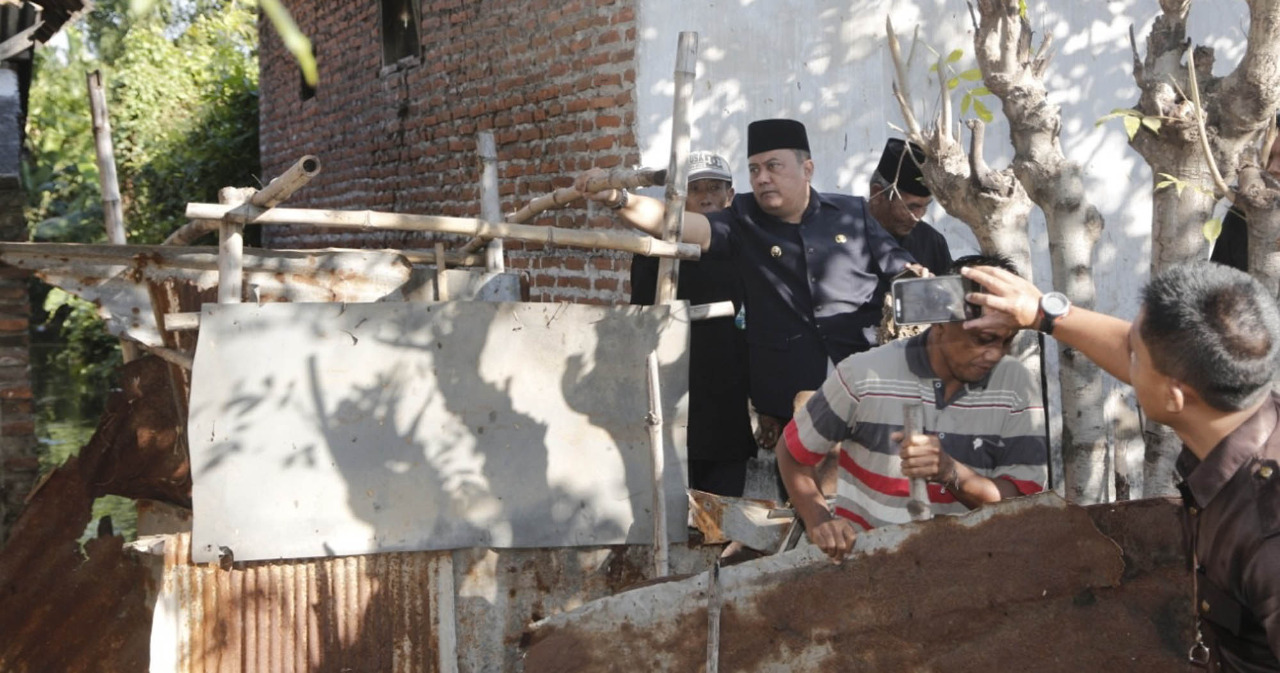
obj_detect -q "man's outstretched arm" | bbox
[776,433,855,562]
[573,169,712,250]
[961,265,1135,385]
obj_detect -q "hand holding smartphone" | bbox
[891,275,982,325]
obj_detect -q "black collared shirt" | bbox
[895,220,953,277]
[1177,392,1280,671]
[704,189,916,418]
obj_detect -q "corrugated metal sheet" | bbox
[156,532,443,673]
[153,533,720,673]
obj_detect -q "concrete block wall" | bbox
[258,0,642,305]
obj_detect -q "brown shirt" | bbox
[1177,392,1280,672]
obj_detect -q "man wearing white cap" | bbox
[630,151,755,497]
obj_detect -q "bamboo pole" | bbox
[504,167,668,224]
[185,202,702,260]
[645,351,669,578]
[477,133,505,272]
[165,156,321,246]
[249,155,321,208]
[217,187,254,304]
[87,70,140,363]
[655,32,698,304]
[88,71,125,246]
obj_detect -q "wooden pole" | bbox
[645,351,670,578]
[655,32,698,304]
[86,70,139,362]
[477,133,505,272]
[185,202,702,260]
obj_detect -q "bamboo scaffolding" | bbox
[184,202,702,260]
[164,155,322,246]
[504,167,668,225]
[655,32,698,305]
[218,187,253,304]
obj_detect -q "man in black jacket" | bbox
[630,151,755,496]
[867,138,952,276]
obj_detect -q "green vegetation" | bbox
[22,0,262,540]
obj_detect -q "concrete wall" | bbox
[633,0,1251,495]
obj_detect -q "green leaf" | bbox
[947,77,959,90]
[1141,116,1162,134]
[947,49,964,63]
[973,99,994,123]
[1122,115,1141,140]
[1019,0,1028,19]
[961,93,972,115]
[959,68,983,81]
[929,63,939,73]
[261,0,318,86]
[1203,218,1223,242]
[972,86,991,96]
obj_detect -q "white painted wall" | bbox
[632,0,1252,496]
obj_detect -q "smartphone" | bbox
[891,275,981,325]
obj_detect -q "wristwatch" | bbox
[1038,292,1071,335]
[607,189,629,210]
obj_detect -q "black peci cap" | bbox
[876,138,931,197]
[747,119,810,157]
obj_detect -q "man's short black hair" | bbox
[950,253,1020,277]
[1141,262,1280,411]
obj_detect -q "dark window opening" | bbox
[381,0,421,66]
[300,44,317,101]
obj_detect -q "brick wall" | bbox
[258,0,641,305]
[0,68,35,542]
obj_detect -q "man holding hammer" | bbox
[776,255,1048,560]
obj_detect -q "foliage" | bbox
[930,49,994,123]
[1096,108,1162,141]
[22,0,262,496]
[24,0,261,245]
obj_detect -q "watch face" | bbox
[1043,293,1069,316]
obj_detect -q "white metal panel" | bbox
[188,301,690,562]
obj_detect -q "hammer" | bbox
[903,403,933,522]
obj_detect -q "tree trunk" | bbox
[970,0,1111,504]
[1240,165,1280,293]
[1129,0,1280,495]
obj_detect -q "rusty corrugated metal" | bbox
[158,532,442,673]
[154,532,720,673]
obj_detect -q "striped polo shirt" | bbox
[783,331,1047,530]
